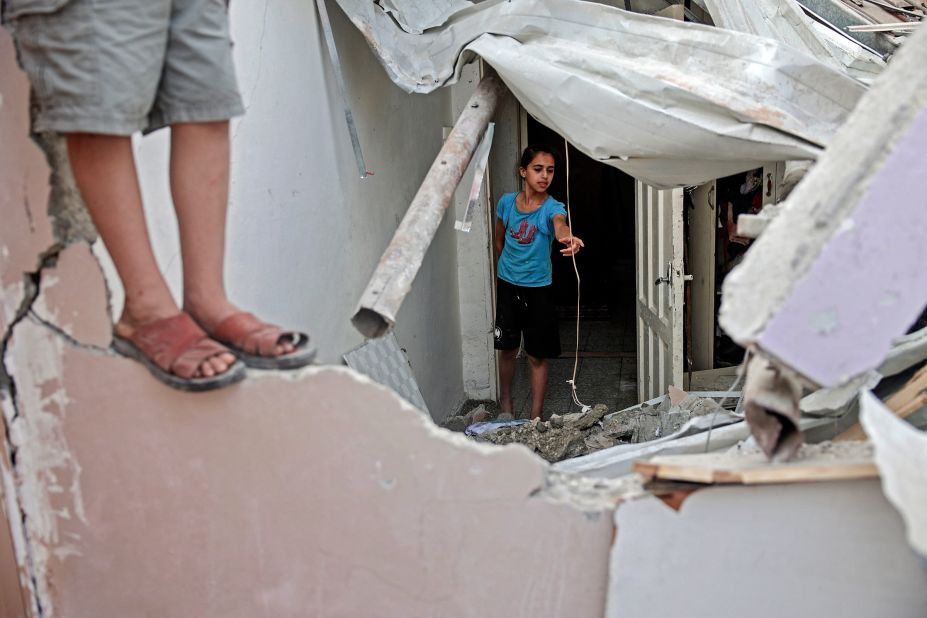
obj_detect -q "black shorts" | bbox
[494,279,561,359]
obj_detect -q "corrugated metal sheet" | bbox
[336,0,865,187]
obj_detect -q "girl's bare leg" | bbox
[169,121,293,356]
[66,133,235,377]
[498,348,517,414]
[527,354,548,420]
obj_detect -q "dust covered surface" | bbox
[715,440,874,464]
[542,470,646,511]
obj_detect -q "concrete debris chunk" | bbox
[474,395,729,463]
[441,403,495,432]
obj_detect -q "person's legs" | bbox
[494,279,523,415]
[66,133,236,378]
[522,284,560,420]
[527,355,549,420]
[168,121,294,356]
[498,348,518,414]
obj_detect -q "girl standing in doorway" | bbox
[494,145,584,420]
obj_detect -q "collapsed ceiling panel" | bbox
[334,0,865,186]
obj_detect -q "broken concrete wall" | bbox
[1,23,615,616]
[0,25,56,618]
[126,1,466,419]
[609,481,927,618]
[5,301,614,616]
[720,27,927,389]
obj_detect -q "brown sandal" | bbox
[112,313,246,391]
[209,311,316,370]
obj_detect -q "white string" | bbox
[563,137,590,413]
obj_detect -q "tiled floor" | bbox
[508,315,638,419]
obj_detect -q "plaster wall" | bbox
[1,22,617,617]
[609,480,927,618]
[130,0,465,420]
[450,63,499,402]
[0,27,55,618]
[1,238,615,617]
[0,505,26,618]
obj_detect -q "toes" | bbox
[276,342,296,356]
[192,354,237,381]
[209,356,229,375]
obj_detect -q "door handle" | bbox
[655,263,692,286]
[654,262,672,286]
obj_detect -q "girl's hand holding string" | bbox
[559,235,585,256]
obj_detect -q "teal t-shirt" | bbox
[496,192,567,287]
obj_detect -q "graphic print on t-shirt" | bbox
[510,220,537,245]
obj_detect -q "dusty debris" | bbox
[542,470,646,511]
[743,353,803,461]
[472,395,728,463]
[441,403,493,432]
[714,439,874,464]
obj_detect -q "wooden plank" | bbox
[835,363,927,441]
[633,444,878,485]
[736,463,878,484]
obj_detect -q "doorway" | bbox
[502,115,638,417]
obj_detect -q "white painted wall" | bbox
[451,63,496,403]
[133,1,466,419]
[609,480,927,617]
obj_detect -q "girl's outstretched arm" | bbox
[553,214,585,256]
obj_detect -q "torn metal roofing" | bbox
[702,0,886,81]
[337,0,866,187]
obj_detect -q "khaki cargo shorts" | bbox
[2,0,244,134]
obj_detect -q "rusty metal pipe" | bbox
[352,70,507,338]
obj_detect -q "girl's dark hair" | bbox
[519,144,558,169]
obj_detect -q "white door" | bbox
[688,180,716,372]
[635,181,685,401]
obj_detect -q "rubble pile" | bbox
[468,393,728,463]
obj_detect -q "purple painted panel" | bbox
[759,108,927,387]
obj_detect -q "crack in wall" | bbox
[1,243,67,618]
[26,311,110,356]
[31,134,96,246]
[1,245,63,393]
